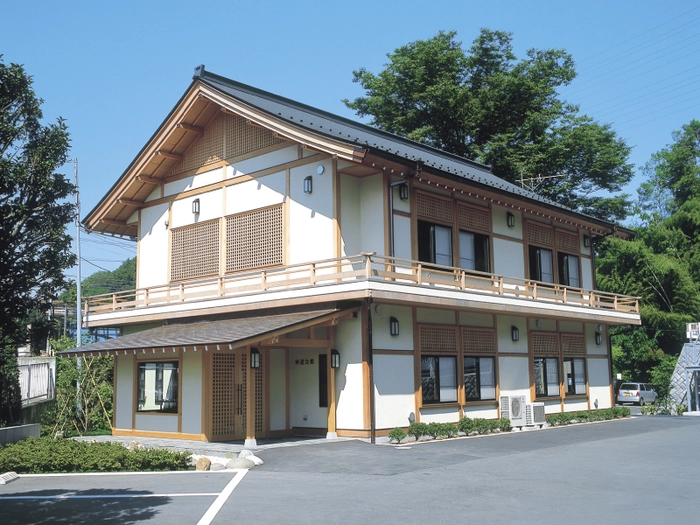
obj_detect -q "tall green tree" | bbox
[0,57,75,425]
[344,30,634,221]
[60,257,137,304]
[597,120,700,393]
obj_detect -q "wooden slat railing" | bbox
[84,253,640,315]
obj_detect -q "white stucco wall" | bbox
[498,356,531,402]
[135,414,178,433]
[588,357,612,409]
[115,354,134,430]
[181,351,202,435]
[359,174,385,255]
[372,305,413,351]
[339,174,361,257]
[459,312,494,327]
[374,354,415,429]
[393,215,412,260]
[587,323,608,355]
[497,315,528,354]
[227,145,298,178]
[463,406,499,419]
[269,348,287,431]
[288,160,335,264]
[581,257,593,290]
[289,348,327,428]
[335,315,365,430]
[493,238,525,279]
[138,204,169,288]
[492,207,522,240]
[225,171,285,215]
[170,189,222,228]
[419,405,460,424]
[164,166,224,197]
[417,307,456,325]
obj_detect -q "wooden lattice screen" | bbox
[226,205,283,272]
[419,325,458,353]
[532,332,559,356]
[170,220,220,281]
[462,327,496,354]
[416,191,453,224]
[212,353,236,436]
[240,352,247,436]
[173,113,226,175]
[527,222,554,247]
[556,229,580,254]
[224,113,285,160]
[255,364,263,433]
[562,334,586,356]
[457,203,491,233]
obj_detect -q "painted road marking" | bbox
[197,469,248,525]
[0,493,219,499]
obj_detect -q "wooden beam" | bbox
[101,219,130,227]
[135,175,164,185]
[177,123,204,135]
[117,198,145,208]
[155,150,183,161]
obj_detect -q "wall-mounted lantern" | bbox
[250,347,261,369]
[507,212,515,228]
[304,176,313,194]
[583,235,591,248]
[595,332,602,345]
[511,326,520,342]
[390,317,400,336]
[331,349,340,369]
[399,183,409,201]
[192,198,200,215]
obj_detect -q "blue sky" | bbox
[2,0,699,279]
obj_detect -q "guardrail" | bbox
[84,253,640,315]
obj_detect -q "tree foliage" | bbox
[0,57,76,426]
[344,30,634,221]
[597,120,700,392]
[60,257,136,304]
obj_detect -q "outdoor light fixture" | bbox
[399,183,409,200]
[511,326,519,342]
[192,198,200,215]
[331,349,340,369]
[390,316,400,336]
[507,212,515,228]
[583,235,591,248]
[250,347,261,369]
[595,332,602,345]
[303,176,313,194]
[535,319,541,328]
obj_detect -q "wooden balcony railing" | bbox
[83,253,640,315]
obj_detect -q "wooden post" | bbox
[244,347,257,448]
[327,344,337,439]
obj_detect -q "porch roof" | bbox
[60,309,341,357]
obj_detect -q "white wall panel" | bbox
[135,414,178,432]
[498,356,530,402]
[493,207,522,239]
[497,315,528,354]
[374,354,415,429]
[115,354,133,430]
[372,305,413,351]
[339,174,361,257]
[289,348,327,428]
[181,351,202,435]
[170,189,222,228]
[588,357,612,409]
[226,145,298,178]
[335,315,364,430]
[393,215,412,260]
[225,171,285,215]
[419,405,460,424]
[493,238,525,279]
[138,204,169,288]
[360,174,385,255]
[462,406,498,419]
[269,348,287,431]
[164,167,224,197]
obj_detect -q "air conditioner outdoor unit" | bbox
[526,402,546,427]
[504,395,527,427]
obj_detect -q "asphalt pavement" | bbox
[2,415,698,524]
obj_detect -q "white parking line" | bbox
[197,469,248,525]
[0,493,219,500]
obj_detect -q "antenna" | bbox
[519,172,565,193]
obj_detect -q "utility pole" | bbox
[74,158,83,419]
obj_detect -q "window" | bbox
[558,253,580,287]
[318,354,328,408]
[459,231,490,272]
[564,358,586,395]
[464,356,496,401]
[534,357,559,397]
[421,356,457,404]
[529,246,554,283]
[418,221,452,266]
[137,362,179,413]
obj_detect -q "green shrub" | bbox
[546,407,631,426]
[441,423,457,438]
[0,438,191,474]
[388,427,407,444]
[407,421,428,441]
[457,416,474,435]
[426,422,443,439]
[497,418,512,432]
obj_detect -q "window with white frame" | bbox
[534,357,559,397]
[137,362,179,413]
[464,356,496,401]
[421,356,457,404]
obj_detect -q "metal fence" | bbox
[18,358,55,405]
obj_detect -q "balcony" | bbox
[83,254,639,321]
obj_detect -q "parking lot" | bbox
[2,415,699,524]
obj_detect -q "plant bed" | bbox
[0,437,192,474]
[545,407,630,426]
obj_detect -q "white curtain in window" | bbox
[540,249,554,283]
[459,231,475,270]
[574,358,586,394]
[434,225,453,266]
[546,357,559,396]
[439,357,457,402]
[480,357,496,400]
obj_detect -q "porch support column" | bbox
[244,346,257,448]
[327,337,337,439]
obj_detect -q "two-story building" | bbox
[63,66,640,446]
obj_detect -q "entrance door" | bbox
[210,349,264,441]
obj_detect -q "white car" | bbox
[617,382,658,406]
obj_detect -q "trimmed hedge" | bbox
[0,437,191,474]
[545,407,630,426]
[457,417,511,435]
